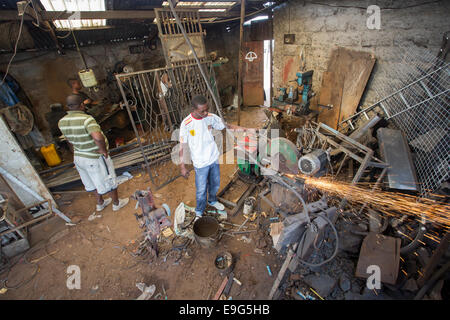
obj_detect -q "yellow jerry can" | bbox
[40,144,62,167]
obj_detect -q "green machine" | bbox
[236,135,300,179]
[236,134,261,179]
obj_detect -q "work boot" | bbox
[208,201,225,211]
[96,198,112,212]
[113,198,130,211]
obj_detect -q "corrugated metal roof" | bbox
[0,0,270,52]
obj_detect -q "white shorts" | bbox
[74,155,118,195]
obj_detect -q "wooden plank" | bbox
[243,41,264,106]
[326,47,376,125]
[213,276,229,300]
[317,71,344,129]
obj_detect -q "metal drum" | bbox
[193,216,220,248]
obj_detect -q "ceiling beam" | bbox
[0,10,240,21]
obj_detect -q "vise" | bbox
[275,70,314,113]
[293,70,314,108]
[132,188,172,258]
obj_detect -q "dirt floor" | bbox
[1,106,282,300]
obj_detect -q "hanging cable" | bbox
[56,30,72,39]
[71,29,89,70]
[1,1,31,85]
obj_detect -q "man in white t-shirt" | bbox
[179,95,249,218]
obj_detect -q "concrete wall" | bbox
[273,0,450,107]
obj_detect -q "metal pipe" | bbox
[166,0,224,120]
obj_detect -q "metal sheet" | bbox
[355,232,401,285]
[0,117,55,207]
[377,127,419,191]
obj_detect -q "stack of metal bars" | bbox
[339,48,449,197]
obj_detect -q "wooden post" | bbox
[237,0,245,126]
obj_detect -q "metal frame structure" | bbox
[308,123,388,185]
[155,8,207,67]
[115,61,222,189]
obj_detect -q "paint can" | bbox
[193,216,221,248]
[243,196,256,215]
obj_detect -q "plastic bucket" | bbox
[193,216,220,248]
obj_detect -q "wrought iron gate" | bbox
[115,62,222,189]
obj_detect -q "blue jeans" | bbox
[194,161,220,216]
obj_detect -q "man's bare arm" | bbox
[225,123,256,132]
[91,131,108,157]
[179,143,189,179]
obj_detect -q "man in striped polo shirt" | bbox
[58,95,129,212]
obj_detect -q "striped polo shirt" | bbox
[58,110,108,159]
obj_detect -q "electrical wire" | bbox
[0,238,47,290]
[56,30,72,39]
[1,1,31,85]
[31,0,39,27]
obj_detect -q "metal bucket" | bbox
[193,216,221,248]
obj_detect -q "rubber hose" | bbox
[296,213,340,268]
[414,261,450,300]
[400,222,426,255]
[275,176,310,222]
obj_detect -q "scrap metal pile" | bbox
[248,47,449,300]
[233,112,449,300]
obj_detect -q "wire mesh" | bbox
[340,48,449,197]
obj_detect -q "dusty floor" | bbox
[1,106,281,300]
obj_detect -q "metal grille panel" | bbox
[340,48,449,197]
[116,61,222,189]
[155,8,207,66]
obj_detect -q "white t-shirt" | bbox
[179,112,226,168]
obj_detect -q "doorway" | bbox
[263,40,273,107]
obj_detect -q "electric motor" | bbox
[298,149,328,177]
